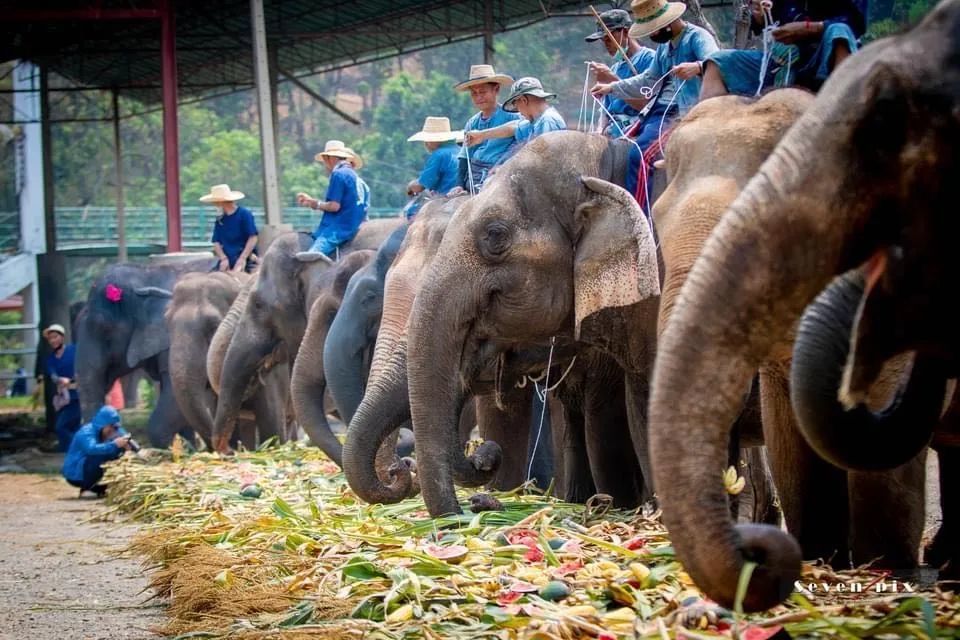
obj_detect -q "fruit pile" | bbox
[102,441,960,639]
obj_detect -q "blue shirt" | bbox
[47,344,78,401]
[418,142,460,194]
[211,205,258,268]
[604,48,657,119]
[61,407,128,483]
[315,161,370,245]
[515,106,567,142]
[458,105,523,166]
[612,23,719,116]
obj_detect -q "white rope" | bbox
[464,137,477,195]
[658,78,685,161]
[533,355,578,401]
[757,6,777,96]
[638,70,674,100]
[527,336,556,483]
[579,62,592,132]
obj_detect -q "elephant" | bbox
[211,220,402,451]
[647,4,958,612]
[290,249,377,464]
[342,195,565,507]
[398,132,662,517]
[166,271,288,448]
[76,256,215,446]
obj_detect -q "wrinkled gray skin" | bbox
[166,271,287,448]
[290,250,375,465]
[404,132,661,517]
[648,4,959,612]
[76,257,215,446]
[212,220,403,452]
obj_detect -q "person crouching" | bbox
[61,405,133,498]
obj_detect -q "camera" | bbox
[127,437,142,453]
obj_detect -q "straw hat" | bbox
[628,0,686,39]
[454,64,514,91]
[314,140,364,169]
[407,117,464,143]
[199,183,245,203]
[42,323,66,339]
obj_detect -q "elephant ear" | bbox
[573,176,660,342]
[126,286,174,368]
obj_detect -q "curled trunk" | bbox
[208,274,257,394]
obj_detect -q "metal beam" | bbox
[279,70,360,126]
[160,0,182,252]
[251,0,282,226]
[3,8,162,21]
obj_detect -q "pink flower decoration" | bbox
[105,284,123,303]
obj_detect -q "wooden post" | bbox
[112,88,127,262]
[483,0,495,64]
[160,0,182,252]
[251,0,282,225]
[734,0,753,49]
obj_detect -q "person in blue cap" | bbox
[61,405,133,498]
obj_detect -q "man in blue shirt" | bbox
[43,323,82,452]
[296,140,370,263]
[62,405,132,497]
[453,65,523,193]
[200,183,259,273]
[701,0,865,99]
[591,0,718,203]
[585,9,656,138]
[405,116,463,218]
[464,77,566,155]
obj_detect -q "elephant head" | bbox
[648,3,960,612]
[404,132,659,517]
[324,223,409,426]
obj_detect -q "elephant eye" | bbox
[481,222,512,258]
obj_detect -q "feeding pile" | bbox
[103,442,960,639]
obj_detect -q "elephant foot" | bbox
[469,493,504,513]
[925,524,958,578]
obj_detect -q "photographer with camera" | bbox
[61,405,138,498]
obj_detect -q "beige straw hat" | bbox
[42,323,66,339]
[407,117,464,143]
[314,140,364,169]
[628,0,687,39]
[199,183,245,203]
[454,64,514,91]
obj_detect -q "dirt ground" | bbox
[0,471,162,640]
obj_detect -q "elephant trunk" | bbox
[169,327,216,444]
[650,110,869,610]
[323,307,370,425]
[208,273,257,394]
[406,273,502,517]
[790,271,944,471]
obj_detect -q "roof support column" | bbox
[251,0,282,226]
[160,0,182,252]
[483,0,495,64]
[112,88,127,262]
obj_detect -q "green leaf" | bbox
[342,558,386,582]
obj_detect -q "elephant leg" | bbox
[624,371,655,503]
[236,418,258,450]
[926,446,959,578]
[149,371,192,448]
[554,394,594,503]
[848,451,924,570]
[737,446,781,526]
[547,396,567,497]
[476,386,533,491]
[526,390,555,491]
[761,365,850,566]
[585,369,643,509]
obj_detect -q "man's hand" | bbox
[446,186,467,197]
[296,192,317,208]
[57,377,71,389]
[590,82,614,97]
[588,61,618,83]
[672,62,702,80]
[464,131,485,147]
[773,21,821,43]
[218,256,229,272]
[232,258,247,273]
[751,0,773,23]
[406,179,423,196]
[114,435,132,450]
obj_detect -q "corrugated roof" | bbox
[1,0,598,104]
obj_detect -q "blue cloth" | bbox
[624,104,676,205]
[458,105,523,167]
[62,406,127,487]
[312,161,370,251]
[55,399,82,453]
[603,47,657,136]
[46,344,78,402]
[707,44,800,96]
[64,455,113,491]
[514,106,567,143]
[611,23,719,116]
[211,205,258,269]
[417,142,460,194]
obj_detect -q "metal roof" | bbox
[2,0,598,104]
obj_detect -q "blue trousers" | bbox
[55,399,82,453]
[625,110,677,207]
[65,455,114,491]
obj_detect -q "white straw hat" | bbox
[407,117,464,143]
[454,64,514,91]
[199,184,245,203]
[628,0,687,39]
[314,140,364,169]
[42,323,66,339]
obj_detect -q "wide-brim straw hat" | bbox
[42,323,66,339]
[199,183,245,203]
[407,116,464,143]
[314,139,364,169]
[454,64,514,91]
[629,0,686,39]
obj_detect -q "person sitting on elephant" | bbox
[296,140,371,263]
[404,117,463,219]
[200,184,259,274]
[61,405,133,498]
[43,323,82,452]
[463,77,567,160]
[700,0,865,99]
[585,8,656,138]
[453,65,522,193]
[590,0,719,204]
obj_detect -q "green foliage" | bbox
[0,310,25,372]
[866,0,939,41]
[137,378,157,411]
